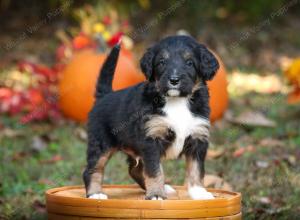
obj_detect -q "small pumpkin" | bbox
[58,50,227,122]
[58,49,145,122]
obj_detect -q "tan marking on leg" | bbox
[185,156,215,200]
[87,151,113,195]
[144,165,166,199]
[185,157,203,187]
[145,116,169,139]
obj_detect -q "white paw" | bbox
[151,196,163,200]
[88,193,108,200]
[164,184,176,194]
[188,186,215,200]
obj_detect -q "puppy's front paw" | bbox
[188,186,214,200]
[150,196,164,200]
[145,190,166,200]
[88,193,108,200]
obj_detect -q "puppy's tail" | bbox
[95,42,121,99]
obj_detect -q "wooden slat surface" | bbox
[48,212,242,220]
[46,185,242,219]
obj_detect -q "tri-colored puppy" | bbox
[83,35,219,200]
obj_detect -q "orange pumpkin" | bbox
[59,49,228,122]
[58,49,145,122]
[208,55,228,122]
[285,58,300,104]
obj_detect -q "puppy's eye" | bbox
[186,59,194,67]
[158,59,166,67]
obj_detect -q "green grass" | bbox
[0,92,300,220]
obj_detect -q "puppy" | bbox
[83,35,219,200]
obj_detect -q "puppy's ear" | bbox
[140,47,155,81]
[194,44,219,81]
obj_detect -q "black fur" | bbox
[95,43,121,98]
[83,35,219,199]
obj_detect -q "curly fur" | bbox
[83,35,219,200]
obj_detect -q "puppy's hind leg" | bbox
[83,141,113,199]
[128,156,146,190]
[128,156,176,195]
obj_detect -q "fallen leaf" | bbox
[258,196,271,204]
[32,200,46,213]
[256,160,269,168]
[74,127,87,141]
[273,159,281,166]
[0,128,24,138]
[40,154,63,164]
[258,138,285,147]
[233,145,255,157]
[38,178,55,185]
[207,149,224,159]
[230,111,276,127]
[233,148,246,157]
[204,174,233,191]
[12,151,27,161]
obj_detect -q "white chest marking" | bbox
[163,97,210,159]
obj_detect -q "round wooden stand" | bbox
[46,185,241,219]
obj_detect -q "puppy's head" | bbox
[140,35,219,97]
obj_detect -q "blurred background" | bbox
[0,0,300,219]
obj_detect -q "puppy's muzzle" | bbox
[166,75,181,96]
[169,76,180,86]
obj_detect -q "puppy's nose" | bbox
[169,76,180,86]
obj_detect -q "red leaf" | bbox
[8,92,24,115]
[52,63,65,73]
[34,64,57,80]
[56,44,67,61]
[107,32,123,47]
[18,60,35,73]
[233,148,246,157]
[18,61,58,82]
[122,20,130,28]
[233,145,255,157]
[0,88,13,99]
[102,16,111,25]
[26,89,44,107]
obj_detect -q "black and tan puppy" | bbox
[83,35,219,200]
